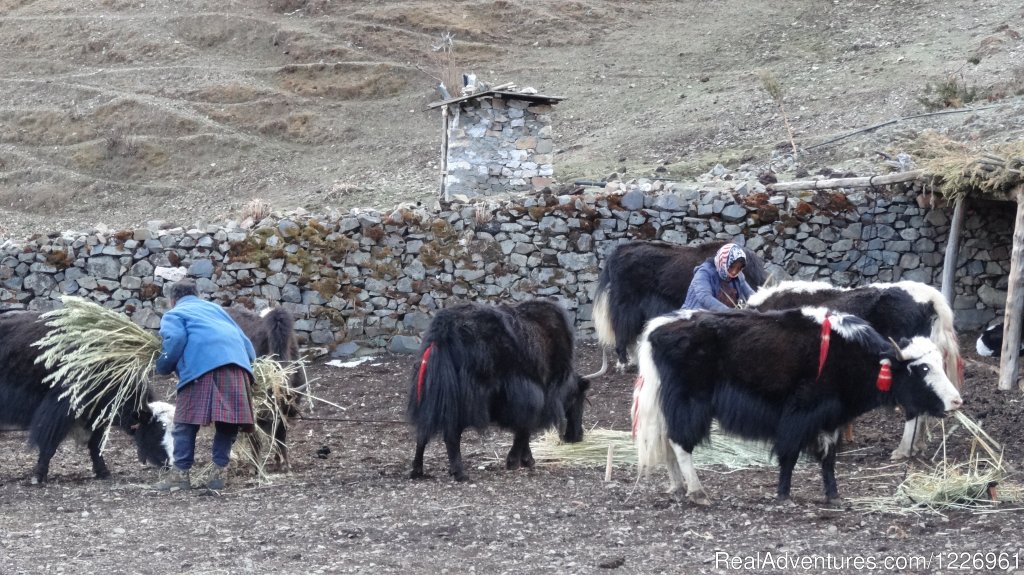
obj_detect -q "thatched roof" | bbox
[912,134,1024,203]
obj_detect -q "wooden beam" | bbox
[998,184,1024,390]
[940,198,966,305]
[766,170,924,192]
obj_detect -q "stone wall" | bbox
[0,176,1014,354]
[443,96,555,198]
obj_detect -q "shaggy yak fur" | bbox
[0,311,170,484]
[227,306,306,471]
[407,300,590,481]
[747,280,963,460]
[633,307,962,506]
[592,240,767,370]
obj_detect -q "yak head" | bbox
[121,400,175,468]
[560,375,591,444]
[887,337,963,419]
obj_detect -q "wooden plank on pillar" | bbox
[998,184,1024,391]
[941,198,966,305]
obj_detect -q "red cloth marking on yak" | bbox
[876,359,892,392]
[816,314,832,382]
[631,375,644,439]
[416,344,434,404]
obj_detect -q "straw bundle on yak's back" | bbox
[407,299,591,482]
[226,306,308,473]
[0,298,172,484]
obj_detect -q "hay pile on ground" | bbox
[850,411,1023,515]
[533,425,780,471]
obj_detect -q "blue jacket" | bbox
[156,296,257,389]
[682,259,755,311]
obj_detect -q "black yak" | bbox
[633,307,962,505]
[0,311,171,484]
[227,306,307,471]
[976,322,1023,358]
[408,300,590,481]
[748,280,963,460]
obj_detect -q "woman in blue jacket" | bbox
[682,243,755,311]
[152,279,257,492]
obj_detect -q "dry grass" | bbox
[910,133,1024,201]
[849,411,1023,515]
[33,296,161,452]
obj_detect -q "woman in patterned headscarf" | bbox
[681,242,755,311]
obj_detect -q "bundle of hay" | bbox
[33,296,161,451]
[231,355,302,484]
[34,295,305,483]
[533,424,781,471]
[851,411,1022,515]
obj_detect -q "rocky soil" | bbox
[1,1,1023,240]
[1,336,1022,574]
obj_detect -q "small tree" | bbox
[759,70,799,159]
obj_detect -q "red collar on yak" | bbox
[817,312,892,392]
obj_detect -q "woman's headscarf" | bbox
[714,243,746,280]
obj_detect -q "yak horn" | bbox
[887,337,905,361]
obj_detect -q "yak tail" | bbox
[262,308,297,363]
[406,336,466,442]
[893,281,964,389]
[592,279,615,350]
[632,315,676,476]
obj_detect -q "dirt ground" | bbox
[1,1,1023,239]
[1,334,1022,575]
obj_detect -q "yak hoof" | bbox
[688,491,711,506]
[30,476,44,486]
[449,470,469,482]
[889,449,912,462]
[409,469,426,480]
[825,496,842,507]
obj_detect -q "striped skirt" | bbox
[174,364,255,431]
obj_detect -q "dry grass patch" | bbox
[275,63,409,100]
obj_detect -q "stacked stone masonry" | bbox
[444,97,555,198]
[0,179,1013,353]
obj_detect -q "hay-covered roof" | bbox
[911,133,1024,203]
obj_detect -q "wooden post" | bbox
[998,184,1024,391]
[439,105,450,201]
[940,199,966,305]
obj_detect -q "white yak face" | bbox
[900,337,963,413]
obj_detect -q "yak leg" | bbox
[814,430,841,504]
[410,432,430,479]
[31,443,59,485]
[891,417,928,461]
[820,446,840,504]
[662,437,686,494]
[443,430,468,482]
[87,428,112,480]
[506,429,535,470]
[776,451,800,501]
[669,441,709,506]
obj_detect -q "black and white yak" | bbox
[408,299,591,481]
[591,240,767,375]
[747,280,963,460]
[0,311,172,484]
[976,322,1023,357]
[633,307,963,505]
[227,306,307,471]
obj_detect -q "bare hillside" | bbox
[1,1,1022,239]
